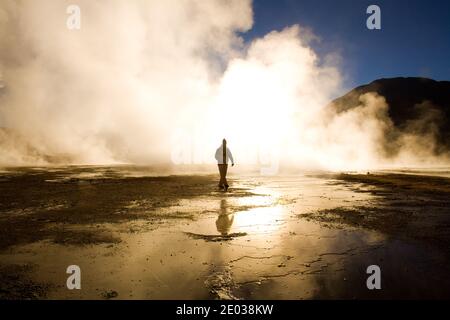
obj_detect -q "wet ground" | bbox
[0,166,449,299]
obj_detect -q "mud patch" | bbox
[299,206,414,232]
[336,173,450,195]
[0,170,260,250]
[0,264,50,300]
[205,266,239,300]
[101,290,119,299]
[50,227,122,246]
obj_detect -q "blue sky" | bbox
[244,0,450,89]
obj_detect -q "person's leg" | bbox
[223,164,229,190]
[218,164,225,188]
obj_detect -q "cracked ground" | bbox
[1,166,450,299]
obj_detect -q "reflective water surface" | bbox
[0,166,449,299]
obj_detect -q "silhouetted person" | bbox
[215,139,234,191]
[216,199,234,235]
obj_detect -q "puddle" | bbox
[0,168,450,299]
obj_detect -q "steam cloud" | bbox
[0,0,448,170]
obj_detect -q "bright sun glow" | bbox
[1,1,447,171]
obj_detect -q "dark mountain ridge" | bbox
[329,77,450,154]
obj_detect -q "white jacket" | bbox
[215,146,234,164]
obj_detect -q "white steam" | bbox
[0,0,448,170]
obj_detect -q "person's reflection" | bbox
[216,199,234,235]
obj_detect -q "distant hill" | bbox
[329,77,450,154]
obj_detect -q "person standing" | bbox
[215,139,234,191]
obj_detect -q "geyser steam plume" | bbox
[0,0,448,170]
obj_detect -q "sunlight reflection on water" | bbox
[1,168,450,299]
